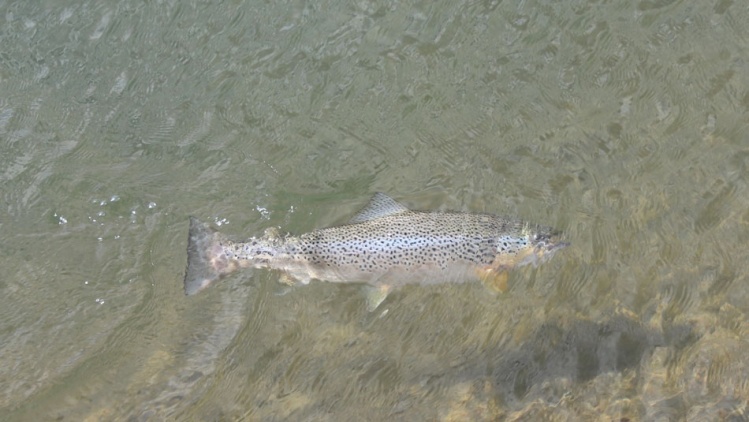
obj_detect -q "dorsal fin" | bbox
[348,193,410,224]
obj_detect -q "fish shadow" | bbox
[460,312,697,407]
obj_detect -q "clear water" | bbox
[2,0,748,420]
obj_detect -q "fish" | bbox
[184,193,567,309]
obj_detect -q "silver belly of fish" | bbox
[184,193,567,307]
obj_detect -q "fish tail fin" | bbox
[184,217,236,295]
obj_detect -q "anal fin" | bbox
[364,284,391,312]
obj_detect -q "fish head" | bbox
[524,225,569,265]
[497,224,568,269]
[531,226,569,262]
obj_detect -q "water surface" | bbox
[2,0,749,420]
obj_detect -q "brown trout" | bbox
[184,193,567,308]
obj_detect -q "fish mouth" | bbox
[515,245,561,268]
[545,240,570,251]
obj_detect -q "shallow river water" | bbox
[2,0,749,420]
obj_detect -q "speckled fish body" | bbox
[184,194,567,299]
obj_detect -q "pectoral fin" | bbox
[477,268,509,293]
